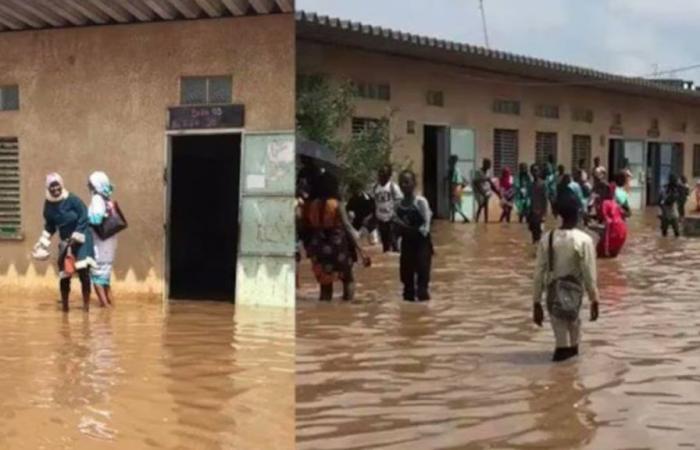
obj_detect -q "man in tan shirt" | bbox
[533,190,600,362]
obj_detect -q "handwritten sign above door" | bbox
[168,104,245,130]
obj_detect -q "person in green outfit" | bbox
[514,162,533,223]
[448,155,470,223]
[613,172,631,219]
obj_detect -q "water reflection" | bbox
[297,213,700,449]
[0,299,294,449]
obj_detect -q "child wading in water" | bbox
[659,173,682,237]
[392,170,433,302]
[533,190,600,362]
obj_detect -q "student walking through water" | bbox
[448,155,470,223]
[594,183,627,258]
[32,173,95,312]
[532,190,600,362]
[474,158,495,223]
[659,173,682,238]
[392,170,433,302]
[499,166,515,223]
[303,171,364,301]
[514,163,532,223]
[373,164,402,252]
[528,164,548,243]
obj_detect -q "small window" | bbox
[493,129,519,176]
[535,132,558,166]
[572,135,591,173]
[693,144,700,177]
[406,120,416,135]
[351,117,381,136]
[535,104,559,119]
[427,90,444,107]
[493,99,520,115]
[181,76,232,105]
[353,81,391,101]
[0,137,21,239]
[572,108,594,123]
[0,85,19,111]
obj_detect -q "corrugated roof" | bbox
[0,0,293,32]
[297,11,700,105]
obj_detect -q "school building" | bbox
[297,11,700,220]
[0,0,295,306]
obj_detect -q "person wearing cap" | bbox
[32,173,95,312]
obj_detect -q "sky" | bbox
[297,0,700,84]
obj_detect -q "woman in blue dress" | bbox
[33,173,95,312]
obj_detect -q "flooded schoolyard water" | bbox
[296,213,700,449]
[0,300,294,450]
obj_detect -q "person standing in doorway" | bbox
[532,190,600,362]
[659,173,682,238]
[373,164,402,253]
[32,173,95,312]
[529,164,548,244]
[679,175,691,220]
[474,158,495,223]
[448,155,470,223]
[622,158,634,193]
[514,163,532,224]
[392,170,433,302]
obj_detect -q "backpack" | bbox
[545,231,584,322]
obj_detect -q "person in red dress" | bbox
[595,183,627,258]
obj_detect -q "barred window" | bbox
[693,144,700,177]
[493,99,520,115]
[572,108,594,123]
[0,138,20,239]
[535,104,559,119]
[493,129,519,176]
[427,90,444,107]
[535,132,558,166]
[353,81,391,101]
[572,135,591,173]
[181,76,232,105]
[0,85,19,111]
[351,117,381,136]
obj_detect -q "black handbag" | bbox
[95,201,128,240]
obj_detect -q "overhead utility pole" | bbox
[479,0,490,48]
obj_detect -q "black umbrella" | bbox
[296,139,339,167]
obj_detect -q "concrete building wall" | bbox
[298,40,700,210]
[0,15,295,300]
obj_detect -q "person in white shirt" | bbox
[373,164,403,253]
[533,189,600,362]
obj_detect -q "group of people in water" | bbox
[31,171,124,312]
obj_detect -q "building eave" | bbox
[0,0,293,33]
[297,11,700,107]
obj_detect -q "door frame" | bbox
[423,122,451,218]
[163,128,244,305]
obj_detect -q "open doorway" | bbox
[423,125,449,217]
[168,134,241,301]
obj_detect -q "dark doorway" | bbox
[608,139,625,181]
[423,125,448,217]
[169,134,241,301]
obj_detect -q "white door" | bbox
[450,128,477,221]
[624,140,646,210]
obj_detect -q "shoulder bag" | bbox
[545,230,584,322]
[95,201,128,240]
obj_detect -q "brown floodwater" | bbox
[0,300,294,450]
[296,212,700,449]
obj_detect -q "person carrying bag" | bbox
[532,190,600,362]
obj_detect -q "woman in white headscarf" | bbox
[33,173,95,312]
[87,171,118,307]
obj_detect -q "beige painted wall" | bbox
[0,15,295,299]
[298,40,700,212]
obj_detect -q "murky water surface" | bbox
[297,213,700,449]
[0,301,294,450]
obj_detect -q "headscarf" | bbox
[500,167,513,191]
[88,171,113,199]
[45,172,68,202]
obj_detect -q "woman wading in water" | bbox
[33,173,95,312]
[88,171,119,307]
[303,171,364,301]
[533,190,600,362]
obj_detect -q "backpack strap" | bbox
[548,230,555,274]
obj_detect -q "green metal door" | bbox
[450,128,476,221]
[624,140,646,210]
[237,132,295,307]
